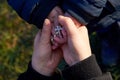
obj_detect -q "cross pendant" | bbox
[54,26,63,37]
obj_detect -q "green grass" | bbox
[0,1,38,80]
[0,0,119,80]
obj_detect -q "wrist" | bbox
[62,55,102,80]
[69,53,92,66]
[26,62,61,80]
[31,60,54,76]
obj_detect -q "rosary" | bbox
[51,25,63,43]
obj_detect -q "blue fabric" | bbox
[7,0,120,66]
[98,22,120,66]
[8,0,39,21]
[61,0,120,66]
[29,0,60,29]
[8,0,61,29]
[61,0,107,25]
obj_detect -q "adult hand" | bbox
[32,19,63,76]
[55,15,92,66]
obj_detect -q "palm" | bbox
[61,44,75,66]
[50,49,63,69]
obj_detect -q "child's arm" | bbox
[7,0,63,29]
[61,0,107,25]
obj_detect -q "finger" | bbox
[61,28,67,40]
[54,37,64,44]
[58,15,78,36]
[40,19,52,43]
[55,6,63,15]
[54,36,67,45]
[52,26,55,36]
[52,42,59,50]
[52,45,58,50]
[34,30,41,46]
[64,13,83,28]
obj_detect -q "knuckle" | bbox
[83,26,88,33]
[65,17,72,22]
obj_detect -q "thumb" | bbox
[58,15,78,36]
[40,19,52,43]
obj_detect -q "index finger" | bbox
[58,15,78,36]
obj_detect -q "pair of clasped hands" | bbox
[32,7,92,76]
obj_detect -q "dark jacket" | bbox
[8,0,120,66]
[61,0,107,25]
[7,0,120,34]
[17,55,113,80]
[63,0,120,49]
[7,0,107,29]
[7,0,62,29]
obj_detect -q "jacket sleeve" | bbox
[17,62,61,80]
[62,55,113,80]
[61,0,107,25]
[7,0,62,29]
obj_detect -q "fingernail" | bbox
[44,19,49,25]
[59,15,64,19]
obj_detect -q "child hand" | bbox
[48,6,67,49]
[52,26,67,49]
[48,6,63,27]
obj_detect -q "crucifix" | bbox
[54,25,63,37]
[51,25,63,44]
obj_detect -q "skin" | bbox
[31,7,92,76]
[48,6,66,49]
[32,19,63,76]
[32,7,64,76]
[56,15,92,66]
[48,6,63,27]
[48,7,84,49]
[52,13,84,49]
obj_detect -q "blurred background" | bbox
[0,0,120,80]
[0,0,38,80]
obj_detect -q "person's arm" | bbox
[60,0,107,25]
[57,15,113,80]
[17,62,61,80]
[7,0,62,29]
[17,19,62,80]
[62,55,113,80]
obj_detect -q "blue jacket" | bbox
[8,0,120,65]
[61,0,107,25]
[7,0,62,29]
[7,0,107,29]
[8,0,120,38]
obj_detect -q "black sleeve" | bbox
[17,62,61,80]
[62,55,113,80]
